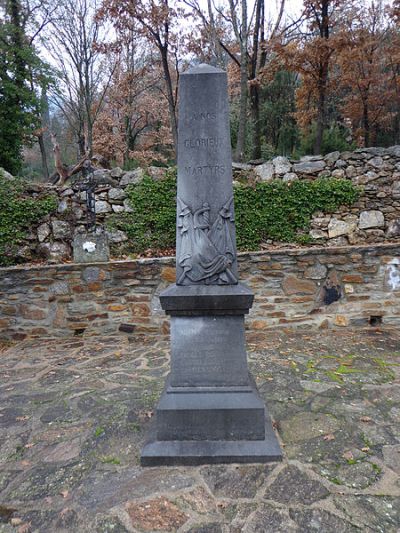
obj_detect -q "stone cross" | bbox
[76,164,97,232]
[141,64,281,465]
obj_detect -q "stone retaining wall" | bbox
[1,243,399,341]
[6,145,400,263]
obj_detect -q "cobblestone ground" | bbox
[0,328,399,533]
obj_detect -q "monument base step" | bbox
[141,418,282,466]
[155,376,266,441]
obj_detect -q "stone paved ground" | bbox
[0,328,399,533]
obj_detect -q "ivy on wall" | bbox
[0,174,57,266]
[106,169,360,254]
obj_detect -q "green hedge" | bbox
[107,169,360,254]
[0,174,57,266]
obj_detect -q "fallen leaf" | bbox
[342,450,354,461]
[361,447,370,453]
[360,416,372,423]
[59,507,73,519]
[11,518,23,526]
[323,433,335,441]
[16,416,29,422]
[17,523,31,533]
[24,443,34,449]
[60,490,69,498]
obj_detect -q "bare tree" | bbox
[183,0,288,161]
[44,0,115,161]
[98,0,181,156]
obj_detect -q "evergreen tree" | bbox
[0,0,41,174]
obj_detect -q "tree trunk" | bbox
[234,0,248,162]
[207,0,223,66]
[38,133,49,181]
[39,84,51,180]
[87,120,93,160]
[249,0,263,159]
[314,83,326,155]
[77,132,86,158]
[363,101,370,147]
[250,84,261,159]
[314,0,329,156]
[160,46,178,157]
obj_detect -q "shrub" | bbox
[106,169,177,253]
[0,174,57,266]
[107,168,359,255]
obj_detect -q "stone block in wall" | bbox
[96,192,109,200]
[328,218,356,238]
[108,188,126,200]
[282,274,316,295]
[304,264,327,279]
[340,151,354,160]
[310,229,327,240]
[112,205,125,213]
[38,241,71,262]
[386,219,400,238]
[282,173,298,182]
[387,146,400,157]
[37,223,51,243]
[345,165,357,178]
[110,167,124,178]
[20,304,47,320]
[120,168,144,186]
[329,236,348,246]
[71,206,84,219]
[392,182,400,199]
[106,229,128,243]
[254,162,274,181]
[324,151,340,165]
[123,199,133,212]
[359,210,385,229]
[57,199,69,214]
[95,200,111,214]
[332,169,345,178]
[293,160,325,174]
[272,156,291,175]
[312,216,331,229]
[52,220,72,239]
[93,169,111,180]
[367,156,384,169]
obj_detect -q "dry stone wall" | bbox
[1,243,399,340]
[243,145,400,247]
[6,145,400,263]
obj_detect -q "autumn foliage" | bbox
[1,0,400,177]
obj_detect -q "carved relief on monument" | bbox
[177,196,238,285]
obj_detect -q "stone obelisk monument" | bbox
[141,64,282,465]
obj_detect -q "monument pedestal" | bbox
[141,284,282,466]
[140,64,281,466]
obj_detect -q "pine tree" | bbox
[0,0,41,174]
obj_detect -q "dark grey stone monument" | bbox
[141,64,282,465]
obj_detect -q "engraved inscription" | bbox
[189,112,216,121]
[184,165,225,176]
[184,137,222,148]
[171,316,248,387]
